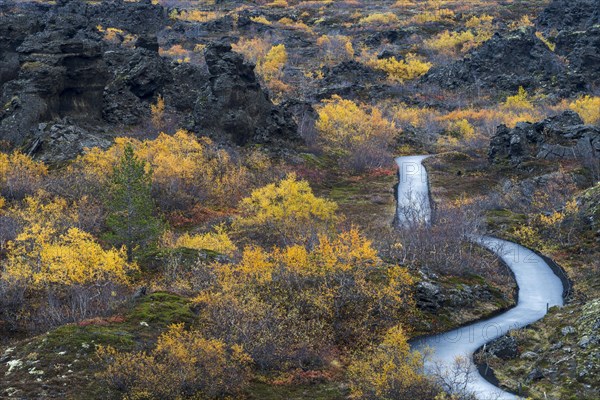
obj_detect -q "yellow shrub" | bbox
[150,95,165,130]
[465,14,493,31]
[0,151,48,198]
[277,17,311,31]
[268,0,288,6]
[368,54,431,82]
[425,30,476,54]
[232,37,271,64]
[394,103,438,128]
[359,12,400,25]
[316,34,354,64]
[316,95,396,150]
[393,0,416,7]
[97,323,252,400]
[162,225,236,256]
[73,130,264,208]
[448,118,476,140]
[159,45,191,63]
[256,44,287,82]
[234,173,338,245]
[569,95,600,125]
[411,9,455,24]
[348,325,427,398]
[509,15,534,30]
[250,15,272,25]
[503,86,534,110]
[5,227,135,286]
[169,9,222,23]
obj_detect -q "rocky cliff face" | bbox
[195,41,298,146]
[425,0,600,95]
[489,111,600,165]
[425,28,567,92]
[0,0,297,162]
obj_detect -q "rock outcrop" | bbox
[424,28,567,92]
[489,111,600,165]
[317,60,387,100]
[0,0,297,162]
[24,123,111,165]
[195,41,298,146]
[425,0,600,95]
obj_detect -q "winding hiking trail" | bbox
[396,155,564,400]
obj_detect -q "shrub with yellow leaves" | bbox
[410,9,455,24]
[368,54,432,82]
[316,95,398,170]
[348,325,436,400]
[161,225,236,256]
[569,95,600,125]
[194,228,415,369]
[503,86,535,110]
[72,130,273,212]
[359,12,400,25]
[232,37,271,64]
[5,227,135,286]
[250,15,272,25]
[234,173,338,246]
[150,94,165,130]
[97,323,252,400]
[0,151,48,199]
[0,191,137,329]
[316,34,355,64]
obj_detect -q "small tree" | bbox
[105,144,163,260]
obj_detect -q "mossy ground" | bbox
[0,292,195,399]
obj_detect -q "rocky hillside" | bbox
[425,0,600,96]
[0,0,297,163]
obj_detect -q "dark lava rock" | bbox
[489,111,600,165]
[425,0,600,95]
[317,60,387,100]
[527,368,544,382]
[0,1,297,160]
[194,41,298,146]
[24,122,111,165]
[484,335,518,360]
[416,281,444,311]
[424,28,566,92]
[536,0,600,33]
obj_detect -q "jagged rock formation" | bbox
[25,123,111,165]
[317,60,387,100]
[194,41,298,146]
[0,0,297,162]
[425,0,600,95]
[424,28,567,92]
[536,0,600,33]
[489,111,600,165]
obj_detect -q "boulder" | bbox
[194,41,298,145]
[488,111,600,165]
[415,281,444,311]
[23,123,111,165]
[485,335,518,360]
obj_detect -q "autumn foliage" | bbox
[316,95,397,171]
[194,228,415,369]
[98,323,252,400]
[234,173,338,246]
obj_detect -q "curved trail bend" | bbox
[396,156,564,400]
